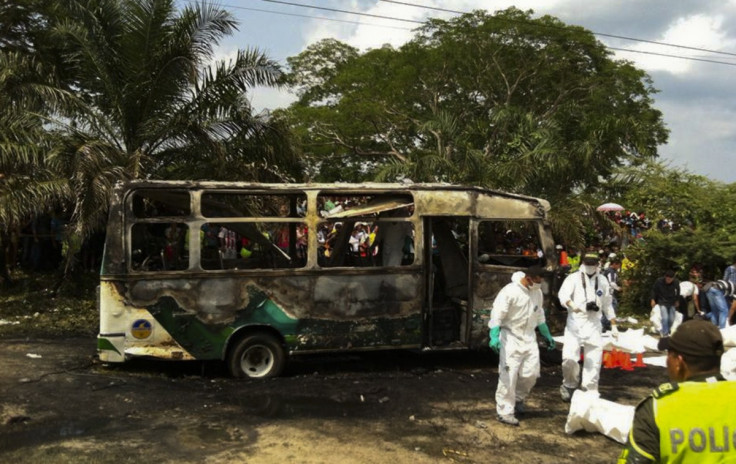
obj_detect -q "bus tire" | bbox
[227,333,285,379]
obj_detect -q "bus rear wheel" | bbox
[227,333,285,379]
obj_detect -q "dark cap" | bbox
[524,265,545,277]
[582,253,600,265]
[657,320,724,357]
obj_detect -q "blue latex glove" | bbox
[537,323,556,351]
[489,326,501,353]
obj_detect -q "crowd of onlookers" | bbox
[555,241,736,332]
[648,260,736,334]
[596,210,686,248]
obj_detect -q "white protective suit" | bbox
[557,269,615,393]
[489,272,545,416]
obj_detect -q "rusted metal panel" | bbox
[124,272,420,323]
[475,195,546,219]
[469,271,510,346]
[312,273,421,318]
[105,270,424,358]
[102,185,127,275]
[414,190,474,216]
[468,269,557,348]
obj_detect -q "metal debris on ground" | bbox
[442,448,470,462]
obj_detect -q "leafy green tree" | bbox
[281,8,668,246]
[1,0,302,242]
[1,1,66,221]
[613,162,736,314]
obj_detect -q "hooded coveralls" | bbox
[489,274,545,416]
[557,269,615,392]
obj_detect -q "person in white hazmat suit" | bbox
[557,252,618,402]
[488,265,556,426]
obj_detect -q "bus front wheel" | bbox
[227,333,285,379]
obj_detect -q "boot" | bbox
[497,414,520,426]
[560,385,575,402]
[514,401,526,415]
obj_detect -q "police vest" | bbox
[655,380,736,462]
[568,255,580,272]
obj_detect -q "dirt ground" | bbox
[0,337,667,464]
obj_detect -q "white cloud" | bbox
[251,85,297,113]
[657,98,736,182]
[611,14,735,75]
[210,46,238,68]
[300,2,418,51]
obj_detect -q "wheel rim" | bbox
[239,344,274,378]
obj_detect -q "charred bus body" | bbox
[98,181,558,378]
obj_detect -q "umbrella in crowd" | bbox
[596,202,624,212]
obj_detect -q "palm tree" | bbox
[1,0,301,242]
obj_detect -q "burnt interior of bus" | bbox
[425,218,469,346]
[126,187,547,350]
[129,189,420,272]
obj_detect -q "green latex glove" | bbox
[537,323,556,351]
[488,326,501,353]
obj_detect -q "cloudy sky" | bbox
[208,0,736,184]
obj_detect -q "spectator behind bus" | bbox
[650,269,680,337]
[602,258,622,331]
[702,279,736,328]
[678,274,702,321]
[723,256,736,306]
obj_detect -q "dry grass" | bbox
[0,269,98,338]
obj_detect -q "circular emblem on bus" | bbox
[131,319,153,339]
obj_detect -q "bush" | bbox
[619,227,735,317]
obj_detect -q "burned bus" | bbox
[97,181,558,378]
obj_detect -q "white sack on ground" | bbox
[559,330,659,353]
[601,328,645,353]
[600,329,660,353]
[721,349,736,380]
[641,334,661,352]
[721,326,736,348]
[649,307,682,334]
[648,307,660,334]
[644,356,667,367]
[615,328,646,352]
[601,333,615,352]
[565,390,635,444]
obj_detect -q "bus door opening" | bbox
[424,218,469,347]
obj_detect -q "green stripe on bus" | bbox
[98,337,121,355]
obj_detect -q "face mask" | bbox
[583,264,598,275]
[530,282,541,291]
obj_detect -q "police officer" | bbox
[618,319,735,463]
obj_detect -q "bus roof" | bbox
[116,180,551,213]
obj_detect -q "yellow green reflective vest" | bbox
[655,379,736,463]
[568,255,580,272]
